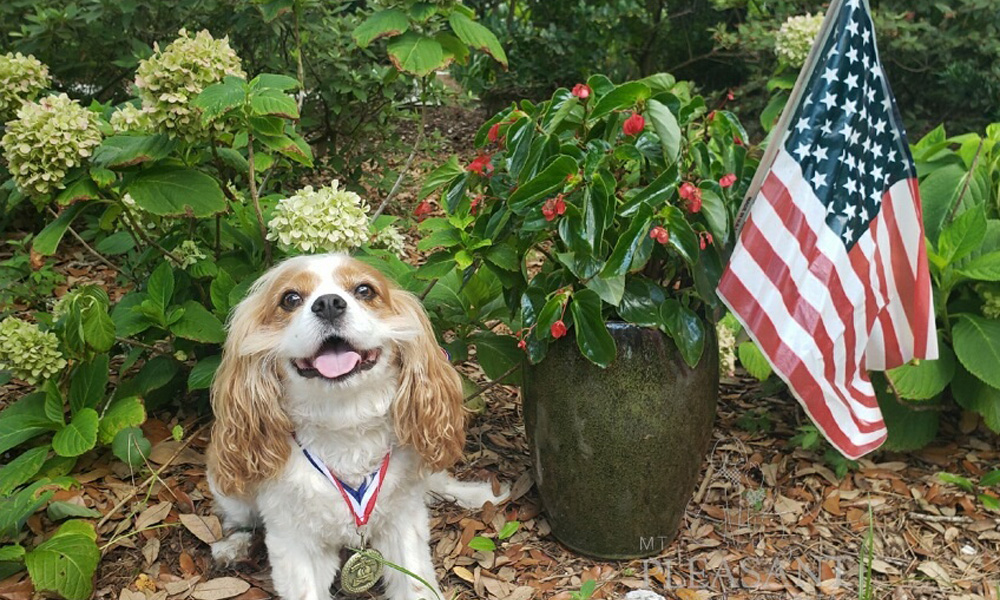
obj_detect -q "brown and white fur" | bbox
[207,253,508,600]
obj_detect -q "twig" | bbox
[246,131,272,265]
[463,364,520,403]
[418,278,439,301]
[371,102,426,222]
[945,139,984,225]
[96,423,210,530]
[907,512,974,524]
[46,208,137,283]
[119,204,185,266]
[292,2,307,112]
[115,336,167,354]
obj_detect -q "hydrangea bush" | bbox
[267,182,371,253]
[0,52,50,121]
[0,317,66,384]
[773,13,824,67]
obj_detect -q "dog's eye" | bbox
[280,291,303,310]
[354,283,375,300]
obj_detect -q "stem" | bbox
[47,208,138,283]
[371,100,426,221]
[119,203,185,266]
[463,364,520,403]
[418,278,439,301]
[945,139,984,225]
[246,131,272,265]
[293,1,307,112]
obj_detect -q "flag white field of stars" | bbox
[717,0,937,458]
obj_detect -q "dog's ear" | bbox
[390,291,466,470]
[208,274,293,497]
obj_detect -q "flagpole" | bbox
[733,0,846,234]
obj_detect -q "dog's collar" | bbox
[295,437,391,528]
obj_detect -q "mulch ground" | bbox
[2,104,999,600]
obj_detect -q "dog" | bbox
[206,253,508,600]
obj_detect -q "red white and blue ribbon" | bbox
[299,444,391,527]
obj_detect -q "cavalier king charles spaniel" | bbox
[207,253,508,600]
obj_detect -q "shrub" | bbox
[0,51,49,122]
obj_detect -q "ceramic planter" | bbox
[522,322,718,559]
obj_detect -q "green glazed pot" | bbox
[522,322,718,559]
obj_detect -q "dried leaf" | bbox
[142,537,160,566]
[453,566,475,584]
[179,513,222,545]
[191,578,251,600]
[135,502,173,531]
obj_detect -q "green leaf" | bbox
[448,12,508,68]
[95,231,135,255]
[585,274,626,306]
[170,301,226,344]
[112,427,151,467]
[956,250,1000,281]
[737,341,773,381]
[46,502,101,521]
[210,269,236,316]
[353,9,410,48]
[874,373,940,451]
[588,82,651,121]
[24,520,100,600]
[250,88,299,119]
[886,339,955,400]
[0,545,24,562]
[68,356,109,414]
[700,188,729,244]
[663,206,699,265]
[127,167,226,218]
[938,205,987,263]
[660,300,706,368]
[0,480,55,539]
[938,472,975,493]
[951,367,1000,433]
[33,203,87,256]
[416,225,463,251]
[471,332,521,384]
[508,155,577,214]
[51,409,99,458]
[255,0,294,22]
[646,98,680,163]
[81,302,115,354]
[980,470,1000,487]
[0,446,49,496]
[188,355,221,391]
[602,204,653,278]
[419,157,464,200]
[55,178,100,207]
[147,262,174,314]
[256,132,313,166]
[953,315,1000,390]
[111,292,152,338]
[484,244,520,271]
[619,166,678,217]
[97,397,145,445]
[497,520,520,540]
[569,289,616,368]
[193,81,246,123]
[436,32,470,66]
[468,536,496,552]
[386,32,444,77]
[617,278,667,326]
[250,73,300,91]
[0,393,54,454]
[978,494,1000,512]
[92,135,176,169]
[919,164,967,243]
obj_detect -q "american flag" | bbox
[717,0,937,458]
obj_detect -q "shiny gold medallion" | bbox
[341,548,384,593]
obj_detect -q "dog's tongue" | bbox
[313,347,361,379]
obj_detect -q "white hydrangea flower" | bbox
[134,29,245,141]
[267,181,371,253]
[1,94,102,199]
[774,13,824,67]
[0,52,50,122]
[120,193,160,232]
[109,103,155,134]
[717,319,737,378]
[0,317,67,385]
[370,225,406,257]
[170,240,208,268]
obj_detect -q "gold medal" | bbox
[340,548,384,593]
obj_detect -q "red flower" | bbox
[679,182,702,213]
[550,320,568,339]
[699,231,714,250]
[571,83,591,100]
[733,135,744,147]
[622,112,645,137]
[413,200,433,221]
[487,123,501,144]
[727,90,735,101]
[467,154,494,176]
[719,173,737,188]
[542,195,567,222]
[649,226,670,245]
[517,338,527,351]
[470,194,484,215]
[707,110,716,122]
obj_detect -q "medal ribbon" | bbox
[299,443,391,527]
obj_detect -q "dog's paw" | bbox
[211,531,253,565]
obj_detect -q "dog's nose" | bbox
[311,294,347,322]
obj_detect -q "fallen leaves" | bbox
[191,578,250,600]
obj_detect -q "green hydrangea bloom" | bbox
[170,240,209,268]
[370,225,407,258]
[0,317,67,385]
[109,103,155,134]
[267,181,371,253]
[977,284,1000,319]
[1,94,102,199]
[134,29,245,141]
[0,52,50,122]
[774,13,824,67]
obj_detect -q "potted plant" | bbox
[418,73,757,558]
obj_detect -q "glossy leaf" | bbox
[569,289,616,368]
[589,82,650,121]
[646,98,680,163]
[508,156,577,214]
[617,278,666,326]
[953,315,1000,390]
[51,409,99,457]
[127,167,226,217]
[660,300,706,368]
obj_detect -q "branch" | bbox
[246,131,272,265]
[119,204,184,266]
[46,208,137,283]
[946,139,984,224]
[463,364,520,403]
[371,102,426,222]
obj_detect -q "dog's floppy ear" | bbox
[208,272,293,497]
[390,291,466,470]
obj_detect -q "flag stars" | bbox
[822,66,839,85]
[845,72,859,91]
[812,171,828,189]
[796,117,811,133]
[794,142,811,161]
[846,20,860,36]
[814,145,829,161]
[873,118,886,135]
[843,99,858,117]
[846,47,859,63]
[822,91,838,110]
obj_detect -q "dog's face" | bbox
[208,254,465,496]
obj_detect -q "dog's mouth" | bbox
[292,336,381,381]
